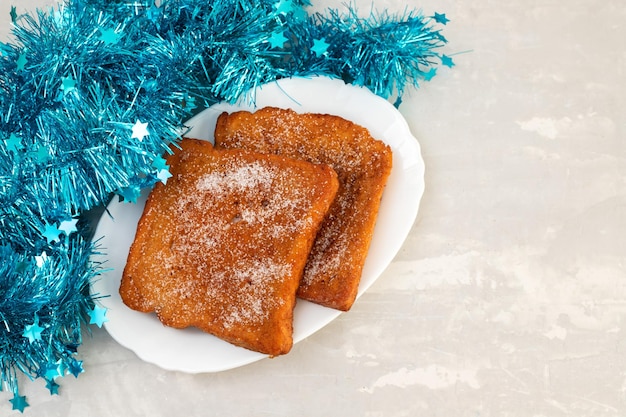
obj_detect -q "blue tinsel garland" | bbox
[0,0,450,411]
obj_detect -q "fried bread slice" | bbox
[120,138,339,356]
[214,107,393,311]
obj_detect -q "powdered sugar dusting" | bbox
[168,159,303,328]
[134,145,334,335]
[196,161,274,195]
[208,259,291,329]
[215,108,393,309]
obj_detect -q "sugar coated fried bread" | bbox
[120,138,339,356]
[214,107,393,311]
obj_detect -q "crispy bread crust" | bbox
[214,107,393,311]
[120,138,338,355]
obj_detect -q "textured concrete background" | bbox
[2,1,626,416]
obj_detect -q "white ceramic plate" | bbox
[91,76,424,373]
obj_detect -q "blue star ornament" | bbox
[131,120,150,141]
[89,305,109,328]
[433,12,450,25]
[268,31,288,49]
[441,54,455,68]
[45,379,60,395]
[68,359,84,378]
[424,67,437,81]
[10,393,28,413]
[311,38,329,57]
[34,251,48,268]
[34,144,51,163]
[42,222,62,243]
[152,155,169,171]
[98,27,120,45]
[59,218,79,235]
[42,360,65,380]
[16,53,27,71]
[42,365,59,381]
[22,319,45,343]
[157,168,173,184]
[60,75,76,94]
[274,0,294,15]
[5,132,24,153]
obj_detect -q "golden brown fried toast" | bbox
[214,107,393,311]
[120,138,339,356]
